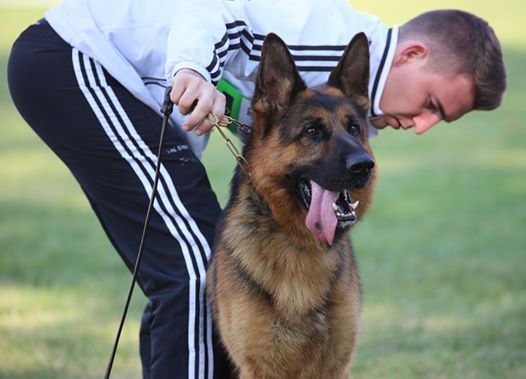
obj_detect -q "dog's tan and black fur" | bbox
[207,32,376,378]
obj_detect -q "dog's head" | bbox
[246,32,376,246]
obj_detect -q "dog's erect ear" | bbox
[252,33,306,116]
[328,32,370,101]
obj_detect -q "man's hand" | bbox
[170,69,226,136]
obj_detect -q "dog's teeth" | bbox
[332,202,339,212]
[350,200,360,210]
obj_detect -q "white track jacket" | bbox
[45,0,398,156]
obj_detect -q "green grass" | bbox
[1,2,525,378]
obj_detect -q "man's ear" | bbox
[391,41,428,67]
[252,33,306,116]
[328,32,370,101]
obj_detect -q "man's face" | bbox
[371,42,475,134]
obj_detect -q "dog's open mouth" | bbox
[299,179,358,246]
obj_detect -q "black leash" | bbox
[104,86,174,379]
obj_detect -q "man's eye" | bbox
[429,102,437,112]
[428,98,440,115]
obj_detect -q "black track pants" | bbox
[8,19,231,379]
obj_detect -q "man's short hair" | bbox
[400,9,507,111]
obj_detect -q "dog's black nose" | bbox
[346,152,374,173]
[346,151,374,187]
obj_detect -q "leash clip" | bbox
[207,114,251,178]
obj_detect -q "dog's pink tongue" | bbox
[305,181,339,246]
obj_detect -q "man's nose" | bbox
[413,113,442,134]
[399,119,414,129]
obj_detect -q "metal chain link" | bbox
[207,113,251,178]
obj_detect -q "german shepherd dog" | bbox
[207,32,376,378]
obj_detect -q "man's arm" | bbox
[166,0,252,134]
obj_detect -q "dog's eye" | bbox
[347,121,361,137]
[305,126,321,137]
[303,121,325,139]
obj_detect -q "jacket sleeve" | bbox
[165,0,252,85]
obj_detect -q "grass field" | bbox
[1,1,525,378]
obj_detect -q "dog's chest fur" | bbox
[221,186,353,319]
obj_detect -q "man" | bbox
[7,1,506,378]
[174,9,505,137]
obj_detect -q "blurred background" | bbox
[0,1,524,378]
